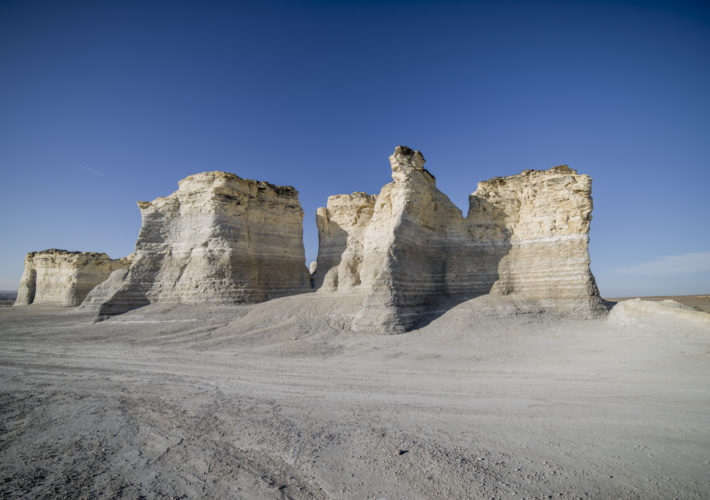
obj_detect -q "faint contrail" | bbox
[73,161,105,177]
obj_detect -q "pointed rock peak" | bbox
[390,145,425,170]
[389,145,436,183]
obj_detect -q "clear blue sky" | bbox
[1,0,709,297]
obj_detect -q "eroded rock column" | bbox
[14,250,130,307]
[96,171,311,317]
[314,146,605,333]
[470,166,605,316]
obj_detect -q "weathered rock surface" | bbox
[313,192,377,291]
[608,298,710,328]
[16,148,604,330]
[78,268,130,310]
[314,146,604,333]
[95,171,310,317]
[471,166,604,315]
[14,250,130,307]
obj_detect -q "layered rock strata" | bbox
[95,171,310,317]
[471,166,604,315]
[314,146,604,333]
[14,249,130,307]
[313,192,377,291]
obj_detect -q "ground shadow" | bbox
[405,196,513,331]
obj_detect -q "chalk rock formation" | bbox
[314,146,498,332]
[95,171,310,317]
[470,166,604,315]
[313,192,377,291]
[14,250,130,307]
[314,146,604,333]
[608,299,710,329]
[78,268,130,310]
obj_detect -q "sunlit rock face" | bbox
[95,171,311,317]
[14,249,130,307]
[312,192,377,291]
[471,166,605,316]
[314,146,604,333]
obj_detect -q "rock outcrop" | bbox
[14,250,130,307]
[95,171,311,317]
[313,192,377,291]
[14,148,604,331]
[470,166,603,315]
[313,146,604,333]
[608,299,710,329]
[78,268,130,310]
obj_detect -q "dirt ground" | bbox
[1,295,709,499]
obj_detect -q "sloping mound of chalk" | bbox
[608,298,710,329]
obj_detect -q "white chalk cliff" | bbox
[14,250,130,307]
[15,147,606,331]
[313,146,604,333]
[471,166,604,315]
[94,171,310,317]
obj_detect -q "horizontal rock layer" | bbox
[96,171,311,317]
[14,249,130,307]
[471,166,604,315]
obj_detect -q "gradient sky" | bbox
[1,0,709,297]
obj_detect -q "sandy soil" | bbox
[1,295,709,499]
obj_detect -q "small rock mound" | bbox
[608,298,710,328]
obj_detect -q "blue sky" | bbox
[1,0,708,297]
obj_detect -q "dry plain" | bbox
[1,295,709,499]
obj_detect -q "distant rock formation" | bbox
[94,171,311,317]
[14,250,130,307]
[313,146,604,333]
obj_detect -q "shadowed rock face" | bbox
[14,250,130,307]
[314,146,604,333]
[95,171,311,318]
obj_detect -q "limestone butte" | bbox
[313,146,604,333]
[14,147,605,331]
[471,166,604,315]
[94,171,311,317]
[14,249,130,307]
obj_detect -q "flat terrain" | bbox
[0,291,17,308]
[1,295,709,499]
